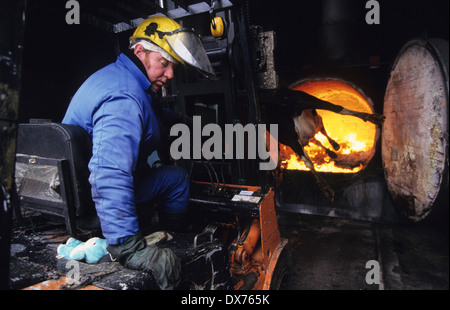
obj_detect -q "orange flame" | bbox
[280,79,377,173]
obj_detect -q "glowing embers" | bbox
[280,79,377,173]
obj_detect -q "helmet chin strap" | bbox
[129,39,179,65]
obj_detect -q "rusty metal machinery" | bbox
[189,182,291,290]
[10,180,292,290]
[156,0,292,290]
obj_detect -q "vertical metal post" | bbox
[236,0,260,125]
[0,0,27,289]
[235,0,270,188]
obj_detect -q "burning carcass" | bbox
[262,79,385,201]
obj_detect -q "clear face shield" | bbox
[165,29,217,81]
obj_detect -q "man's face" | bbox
[135,45,176,91]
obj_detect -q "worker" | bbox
[62,15,216,289]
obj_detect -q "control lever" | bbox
[193,224,217,248]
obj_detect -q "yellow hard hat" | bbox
[130,15,184,64]
[130,15,216,80]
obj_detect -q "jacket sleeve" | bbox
[88,93,145,245]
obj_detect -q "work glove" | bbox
[107,232,181,290]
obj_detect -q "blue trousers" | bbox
[135,165,190,216]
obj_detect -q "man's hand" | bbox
[107,232,181,290]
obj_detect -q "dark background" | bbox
[17,0,449,122]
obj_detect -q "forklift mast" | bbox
[160,0,279,188]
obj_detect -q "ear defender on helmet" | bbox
[210,16,228,40]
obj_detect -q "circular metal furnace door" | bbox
[382,38,449,222]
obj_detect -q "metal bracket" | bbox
[193,224,217,247]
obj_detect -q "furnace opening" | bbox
[280,78,377,173]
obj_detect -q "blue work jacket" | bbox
[63,53,176,244]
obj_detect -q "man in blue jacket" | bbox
[62,15,215,289]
